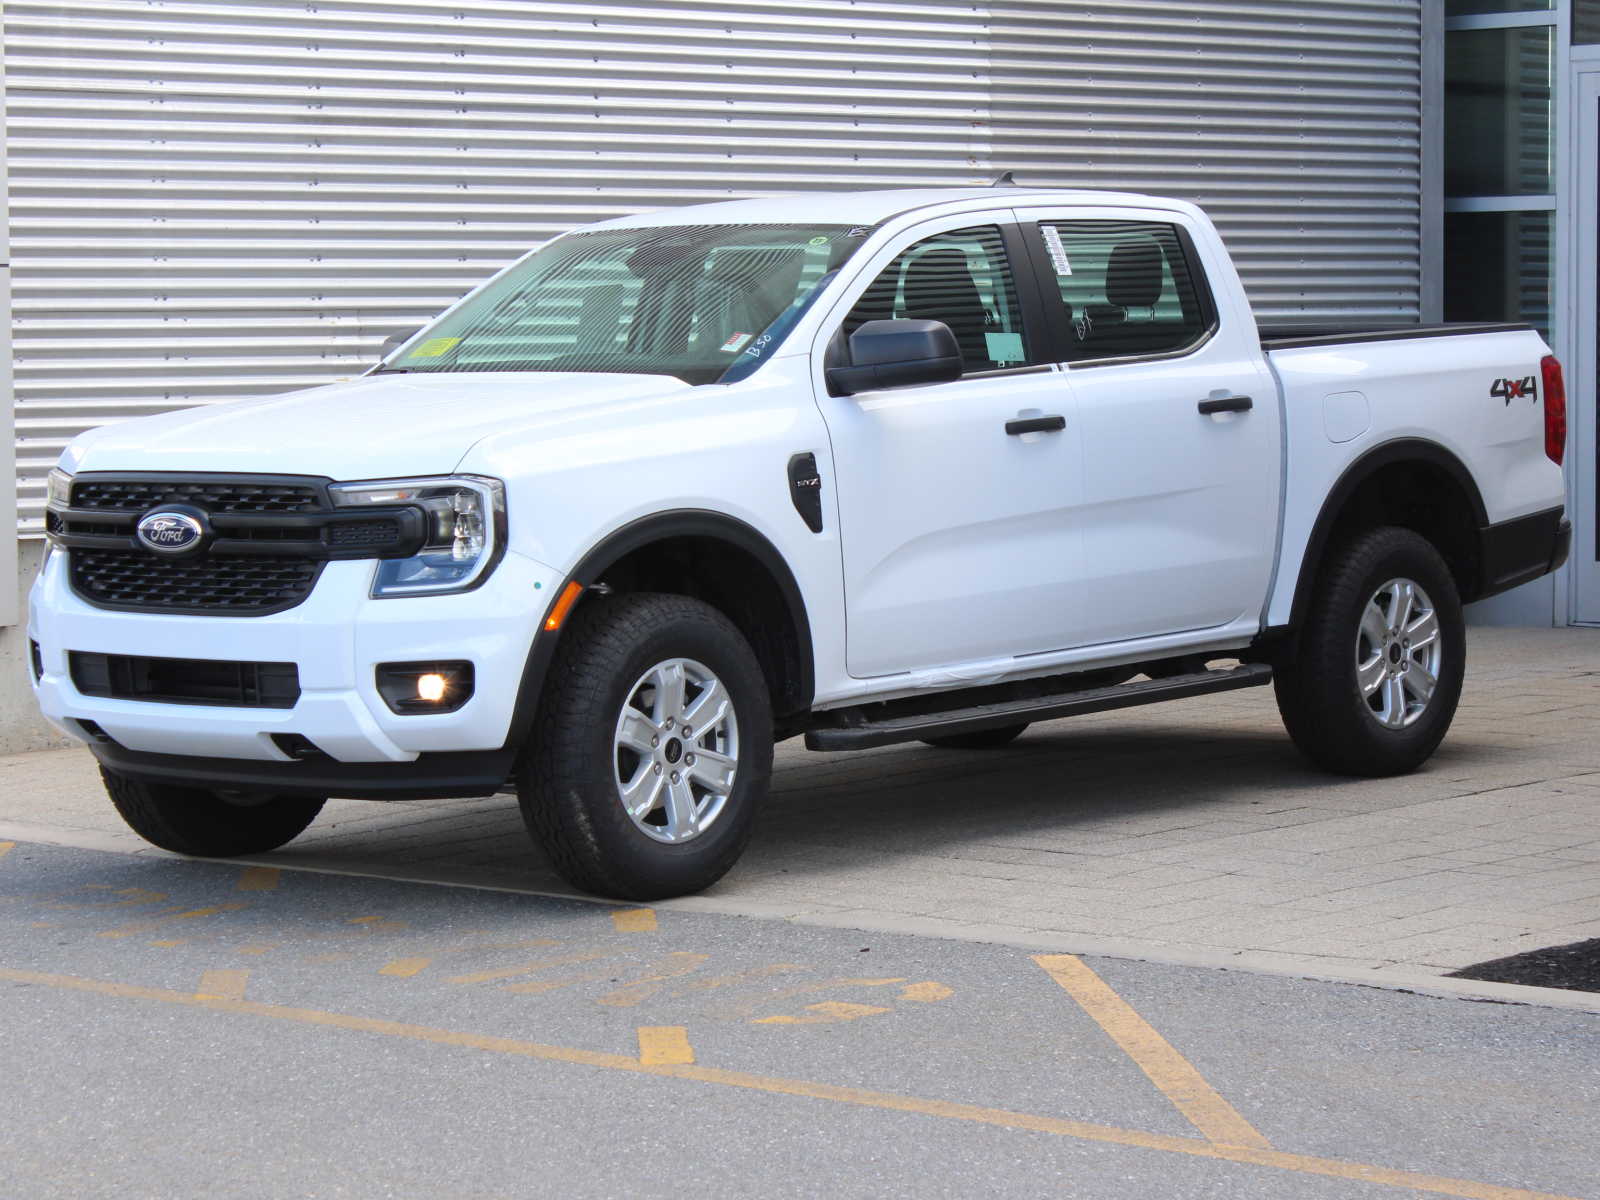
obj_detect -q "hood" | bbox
[63,371,695,480]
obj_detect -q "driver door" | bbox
[812,216,1087,678]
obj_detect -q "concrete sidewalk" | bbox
[4,627,1598,988]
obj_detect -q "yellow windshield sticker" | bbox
[408,336,461,359]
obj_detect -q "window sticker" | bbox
[720,332,754,353]
[407,336,462,359]
[1040,225,1073,276]
[984,331,1026,363]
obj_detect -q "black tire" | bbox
[518,592,774,901]
[1274,526,1465,777]
[922,723,1029,750]
[101,768,324,856]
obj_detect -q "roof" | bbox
[586,187,1171,230]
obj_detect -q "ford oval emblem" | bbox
[136,511,205,555]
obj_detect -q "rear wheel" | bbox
[102,768,324,856]
[518,592,773,900]
[1274,526,1464,776]
[922,724,1029,750]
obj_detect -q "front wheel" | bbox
[102,768,324,856]
[518,592,774,900]
[1274,526,1465,776]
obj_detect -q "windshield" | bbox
[384,223,871,384]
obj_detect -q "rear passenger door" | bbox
[1015,208,1280,647]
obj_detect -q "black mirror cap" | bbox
[826,319,963,396]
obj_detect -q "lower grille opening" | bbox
[74,719,117,745]
[70,652,301,709]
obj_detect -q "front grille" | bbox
[72,479,322,513]
[51,473,424,615]
[70,652,301,708]
[71,550,323,615]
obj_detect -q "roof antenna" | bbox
[991,171,1017,187]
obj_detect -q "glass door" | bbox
[1575,71,1600,623]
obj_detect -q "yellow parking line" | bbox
[611,908,658,933]
[1034,954,1271,1151]
[379,957,433,978]
[195,969,249,1001]
[0,966,1571,1200]
[0,841,15,860]
[637,1026,695,1066]
[237,867,280,892]
[448,950,610,986]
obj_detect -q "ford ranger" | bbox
[29,186,1571,899]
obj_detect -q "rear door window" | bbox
[1034,220,1212,363]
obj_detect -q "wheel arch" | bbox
[1285,438,1489,632]
[502,510,816,753]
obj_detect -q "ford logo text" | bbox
[136,511,205,555]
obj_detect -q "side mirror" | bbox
[826,319,963,396]
[376,327,421,363]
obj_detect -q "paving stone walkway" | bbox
[4,627,1598,984]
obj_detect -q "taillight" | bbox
[1541,354,1566,467]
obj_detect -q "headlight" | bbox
[329,475,506,597]
[47,468,73,508]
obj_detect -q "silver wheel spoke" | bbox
[1360,603,1388,648]
[1357,654,1387,698]
[1381,676,1408,727]
[682,679,730,737]
[664,777,699,840]
[617,709,658,755]
[687,748,737,793]
[654,661,688,724]
[620,767,664,820]
[1403,662,1436,704]
[1406,609,1440,651]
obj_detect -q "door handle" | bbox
[1198,395,1253,416]
[1005,415,1067,436]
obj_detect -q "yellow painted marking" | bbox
[754,1001,892,1026]
[177,903,248,920]
[237,867,280,892]
[380,957,433,978]
[637,1026,695,1066]
[148,940,184,949]
[0,966,1568,1200]
[610,908,658,933]
[0,841,15,859]
[239,944,277,957]
[597,952,710,1007]
[1035,954,1271,1151]
[449,950,610,986]
[55,887,168,911]
[899,981,954,1004]
[346,916,407,932]
[195,969,249,1002]
[348,916,383,924]
[501,968,621,997]
[0,967,1572,1200]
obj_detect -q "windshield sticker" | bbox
[1040,225,1073,276]
[408,336,462,359]
[720,332,754,353]
[808,236,830,246]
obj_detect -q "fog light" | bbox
[375,661,474,714]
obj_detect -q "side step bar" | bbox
[804,663,1274,752]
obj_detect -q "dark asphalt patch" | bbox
[1448,937,1600,993]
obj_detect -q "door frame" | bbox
[1572,69,1600,623]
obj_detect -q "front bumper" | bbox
[29,545,561,780]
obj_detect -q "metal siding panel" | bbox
[4,0,1422,530]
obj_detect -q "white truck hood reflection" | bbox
[62,371,695,479]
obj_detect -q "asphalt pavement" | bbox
[1,840,1595,1200]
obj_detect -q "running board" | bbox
[804,663,1274,752]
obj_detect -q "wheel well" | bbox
[1308,459,1481,614]
[591,535,811,718]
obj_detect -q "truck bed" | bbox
[1260,322,1531,352]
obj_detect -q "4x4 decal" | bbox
[1491,375,1537,404]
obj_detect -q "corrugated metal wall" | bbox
[3,0,1424,531]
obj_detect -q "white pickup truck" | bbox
[30,186,1570,899]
